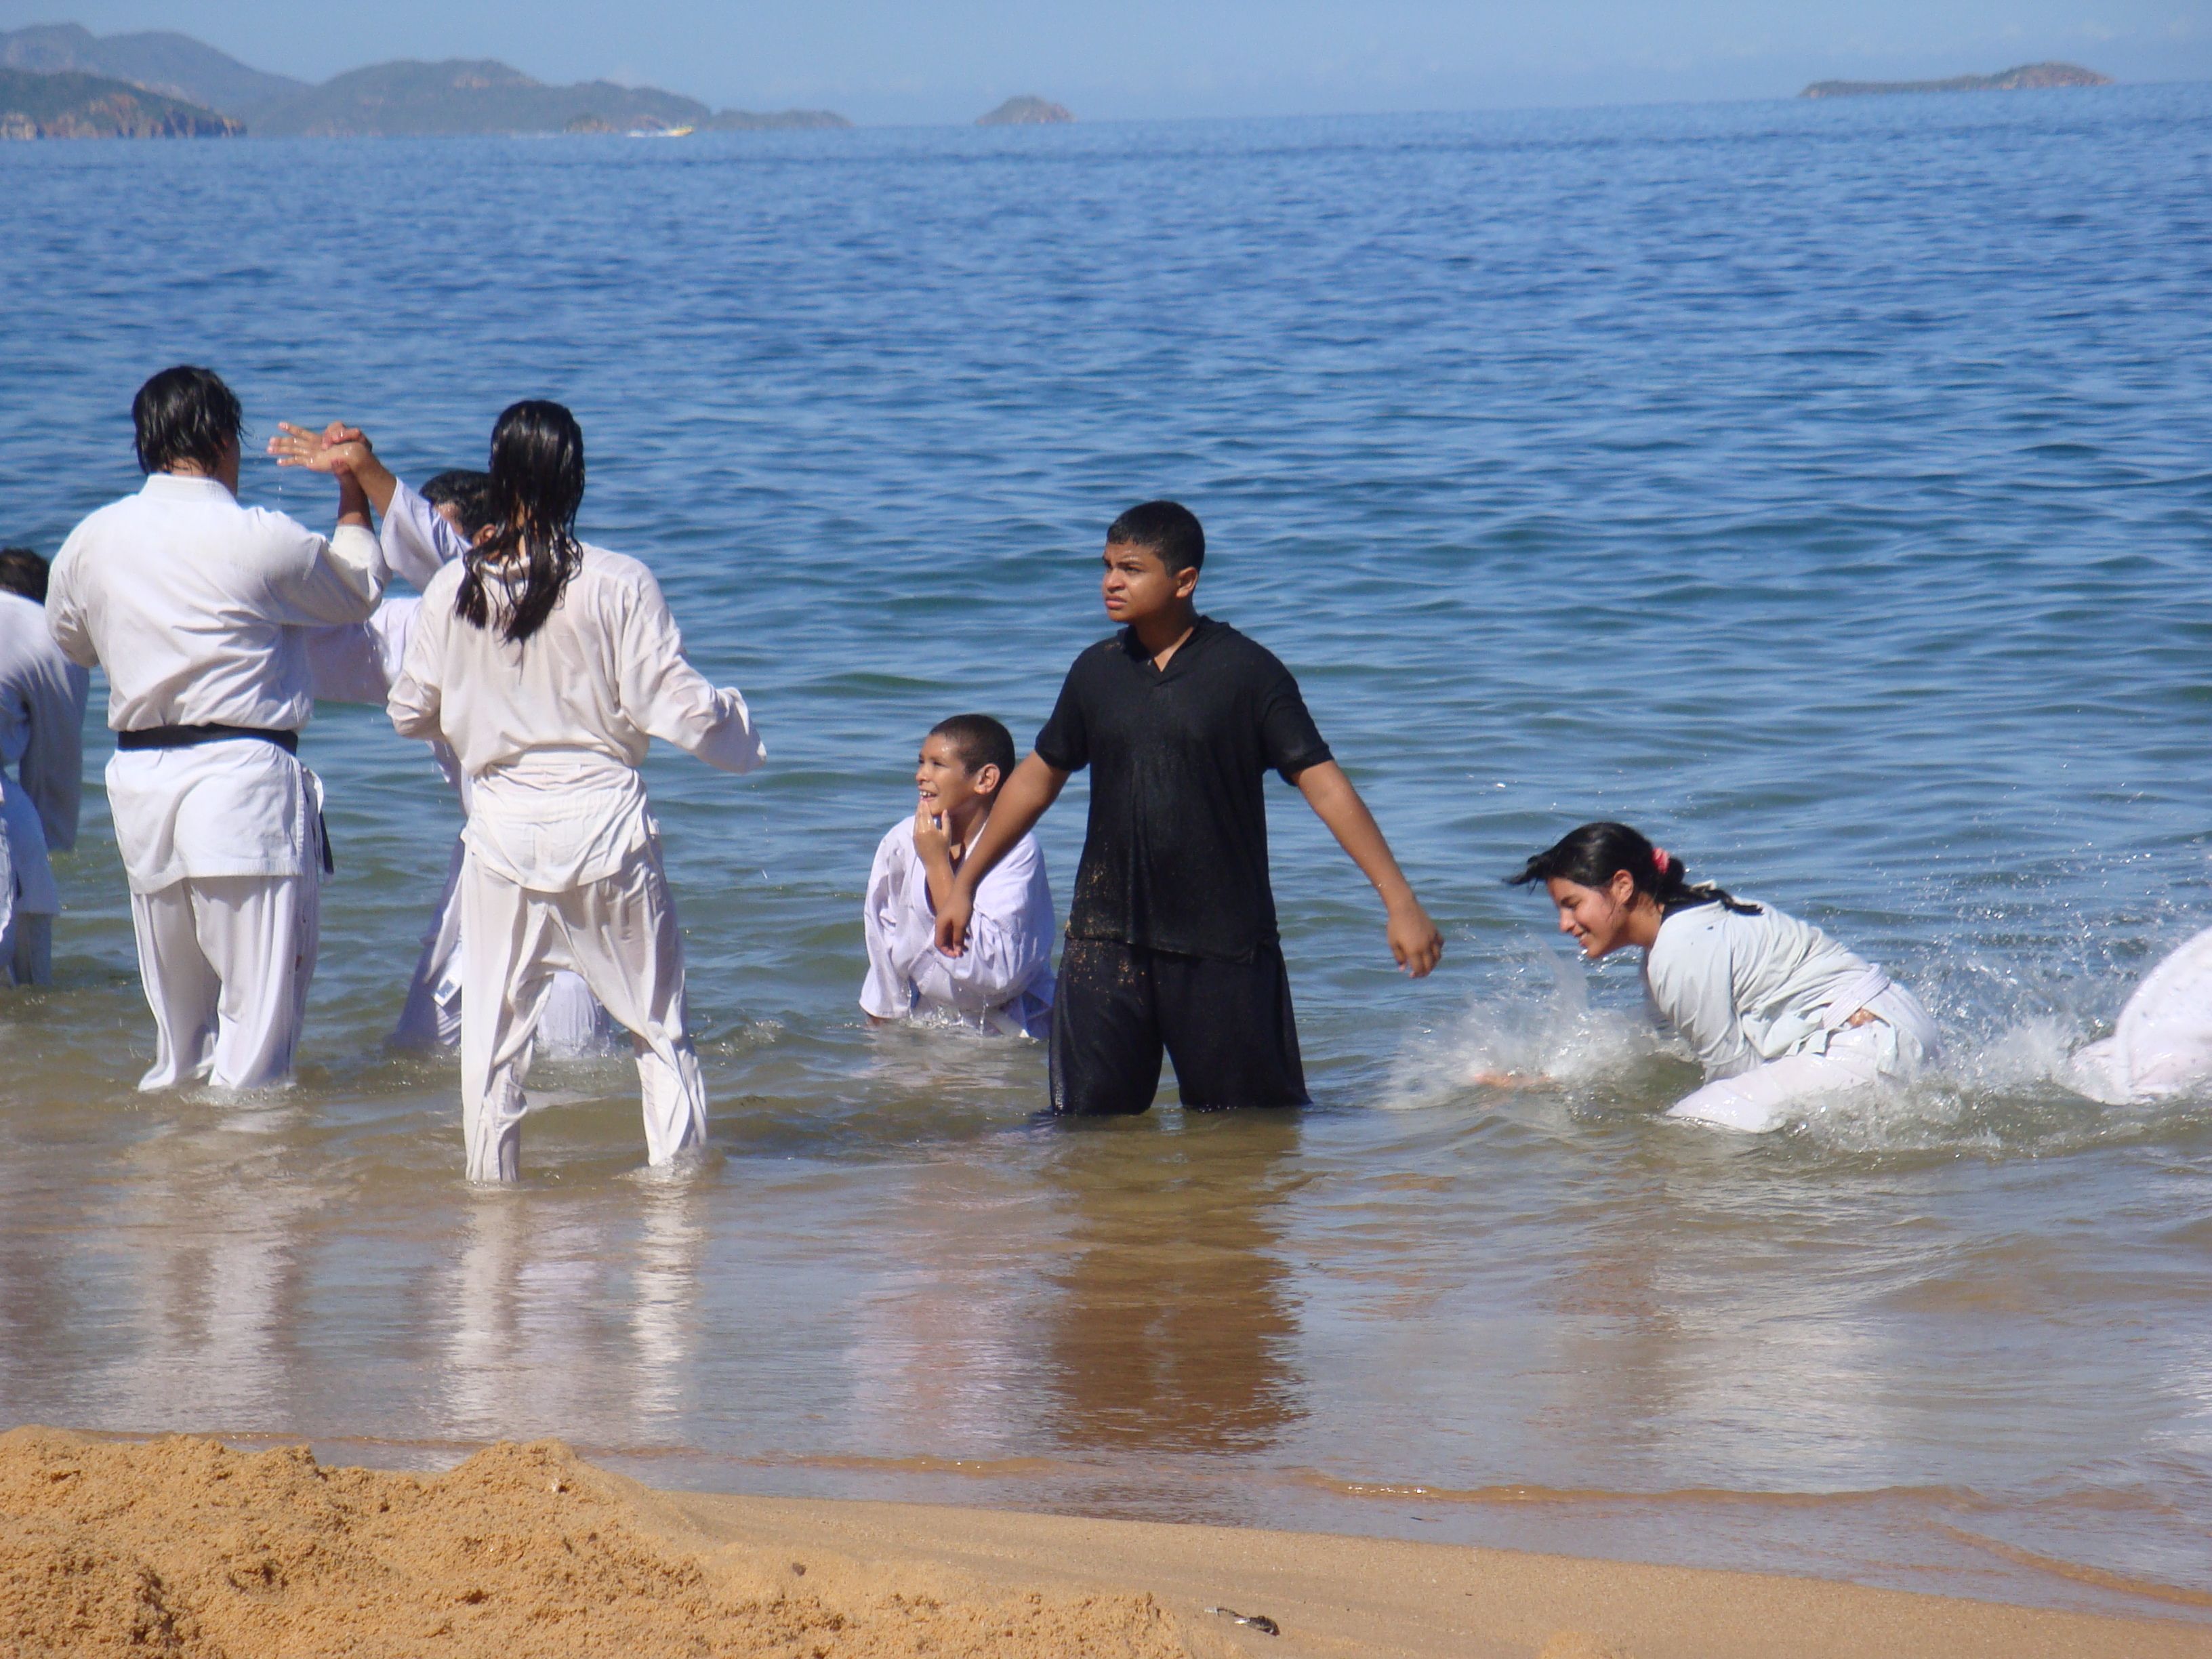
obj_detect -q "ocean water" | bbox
[4,85,2212,1620]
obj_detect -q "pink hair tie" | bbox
[1652,848,1671,874]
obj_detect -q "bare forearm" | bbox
[1298,762,1415,906]
[954,755,1065,895]
[1297,760,1442,977]
[346,449,399,517]
[336,472,373,532]
[920,856,957,912]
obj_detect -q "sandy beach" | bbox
[3,1427,2205,1658]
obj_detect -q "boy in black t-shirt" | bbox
[936,501,1441,1114]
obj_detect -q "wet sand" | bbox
[3,1428,2203,1658]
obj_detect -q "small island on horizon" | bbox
[1801,61,2111,99]
[978,95,1072,126]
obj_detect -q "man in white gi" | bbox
[0,549,90,986]
[298,464,615,1056]
[862,714,1054,1038]
[47,367,386,1089]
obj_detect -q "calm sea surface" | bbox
[4,87,2211,1620]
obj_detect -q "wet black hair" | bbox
[1507,821,1760,917]
[928,713,1017,788]
[132,365,243,476]
[0,548,47,604]
[457,401,586,646]
[1107,499,1204,575]
[419,469,495,538]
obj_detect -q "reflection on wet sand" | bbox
[1035,1114,1305,1456]
[102,1104,319,1432]
[444,1179,708,1441]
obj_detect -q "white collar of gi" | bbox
[140,472,237,503]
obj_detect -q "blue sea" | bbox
[3,84,2211,1618]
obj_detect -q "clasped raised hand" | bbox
[267,420,372,476]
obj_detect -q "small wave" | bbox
[1376,951,1676,1113]
[1289,1468,1995,1511]
[1383,949,2212,1155]
[1939,1524,2212,1610]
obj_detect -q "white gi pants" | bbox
[127,874,319,1090]
[393,837,618,1057]
[458,840,707,1183]
[1668,986,1939,1133]
[1,774,57,987]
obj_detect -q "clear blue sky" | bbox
[5,0,2203,122]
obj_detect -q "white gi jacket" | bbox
[0,590,90,917]
[1645,899,1914,1078]
[47,474,386,891]
[860,815,1055,1038]
[387,544,763,890]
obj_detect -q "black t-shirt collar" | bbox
[1117,614,1216,677]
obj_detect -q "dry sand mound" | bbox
[0,1427,1193,1658]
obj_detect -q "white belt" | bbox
[1820,964,1893,1032]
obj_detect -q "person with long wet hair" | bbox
[1504,822,1939,1132]
[281,401,763,1180]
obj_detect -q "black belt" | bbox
[111,723,331,873]
[115,723,299,755]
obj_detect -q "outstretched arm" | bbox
[935,753,1067,956]
[1294,760,1443,977]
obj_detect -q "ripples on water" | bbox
[3,86,2211,1619]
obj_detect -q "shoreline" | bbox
[4,1428,2205,1658]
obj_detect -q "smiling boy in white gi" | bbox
[861,714,1054,1038]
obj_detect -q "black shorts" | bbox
[1048,936,1309,1115]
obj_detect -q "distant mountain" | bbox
[1801,62,2111,98]
[0,64,240,136]
[978,95,1071,125]
[251,59,711,136]
[0,25,855,136]
[0,23,305,118]
[703,106,851,131]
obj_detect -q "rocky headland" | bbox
[1801,61,2111,98]
[0,23,855,137]
[0,64,238,136]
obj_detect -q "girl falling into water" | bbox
[1501,822,1940,1132]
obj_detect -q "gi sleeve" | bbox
[1646,914,1761,1079]
[380,480,471,592]
[1257,659,1332,783]
[905,832,1054,1013]
[44,530,98,672]
[858,823,917,1020]
[617,567,765,775]
[17,647,87,853]
[1032,653,1092,772]
[253,511,389,626]
[386,596,446,744]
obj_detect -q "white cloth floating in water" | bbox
[2065,925,2212,1105]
